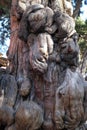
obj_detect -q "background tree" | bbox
[72,0,82,18]
[76,18,87,74]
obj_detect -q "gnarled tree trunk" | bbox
[1,0,87,130]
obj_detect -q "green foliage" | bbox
[76,17,85,25]
[76,17,87,74]
[0,5,9,15]
[0,0,11,16]
[76,17,87,54]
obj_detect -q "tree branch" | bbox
[73,0,82,18]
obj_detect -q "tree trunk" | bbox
[2,0,87,130]
[73,0,82,18]
[8,0,23,79]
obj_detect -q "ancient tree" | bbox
[0,0,87,130]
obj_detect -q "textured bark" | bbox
[55,69,85,130]
[0,70,17,128]
[0,0,87,130]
